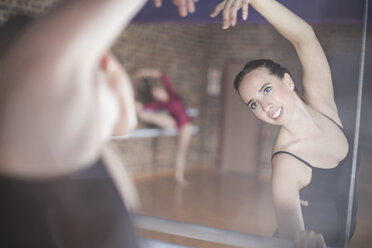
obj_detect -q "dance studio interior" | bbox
[0,0,371,247]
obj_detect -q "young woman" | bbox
[135,69,192,186]
[211,0,357,247]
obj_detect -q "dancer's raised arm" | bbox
[211,0,337,120]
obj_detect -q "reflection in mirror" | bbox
[117,1,369,248]
[0,0,370,248]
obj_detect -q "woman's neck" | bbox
[281,97,320,139]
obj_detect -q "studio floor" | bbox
[134,149,372,248]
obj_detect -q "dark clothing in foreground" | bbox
[0,159,139,248]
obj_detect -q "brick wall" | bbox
[1,1,370,177]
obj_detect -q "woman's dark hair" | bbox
[0,15,33,58]
[233,59,290,91]
[233,59,305,101]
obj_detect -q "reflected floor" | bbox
[135,149,372,248]
[135,168,276,248]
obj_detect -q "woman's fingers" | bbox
[230,1,242,26]
[173,0,197,17]
[211,0,250,29]
[155,0,197,17]
[186,0,196,14]
[210,1,226,18]
[222,0,235,29]
[174,0,188,17]
[242,0,250,20]
[153,0,162,8]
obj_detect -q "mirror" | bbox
[115,1,370,247]
[0,0,369,247]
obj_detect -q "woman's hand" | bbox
[210,0,252,29]
[153,0,198,17]
[293,230,326,248]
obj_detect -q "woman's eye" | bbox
[250,101,258,110]
[264,86,271,94]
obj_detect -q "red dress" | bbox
[143,74,190,129]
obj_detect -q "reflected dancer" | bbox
[135,69,192,186]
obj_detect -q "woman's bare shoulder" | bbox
[271,139,311,191]
[272,128,294,154]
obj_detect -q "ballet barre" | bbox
[133,214,341,248]
[109,108,199,140]
[110,126,199,140]
[140,238,191,248]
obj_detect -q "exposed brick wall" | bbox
[1,1,370,177]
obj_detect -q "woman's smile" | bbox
[271,106,283,120]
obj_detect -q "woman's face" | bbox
[238,67,296,126]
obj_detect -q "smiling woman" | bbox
[234,61,297,125]
[211,0,358,247]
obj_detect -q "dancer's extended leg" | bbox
[137,110,176,129]
[175,123,192,186]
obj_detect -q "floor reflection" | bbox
[135,167,276,247]
[135,146,372,248]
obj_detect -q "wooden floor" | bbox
[135,168,276,248]
[135,149,372,248]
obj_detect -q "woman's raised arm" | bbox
[211,0,336,115]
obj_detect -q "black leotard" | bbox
[0,159,139,248]
[272,115,357,247]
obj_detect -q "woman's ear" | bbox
[100,53,110,71]
[283,73,295,91]
[100,52,117,72]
